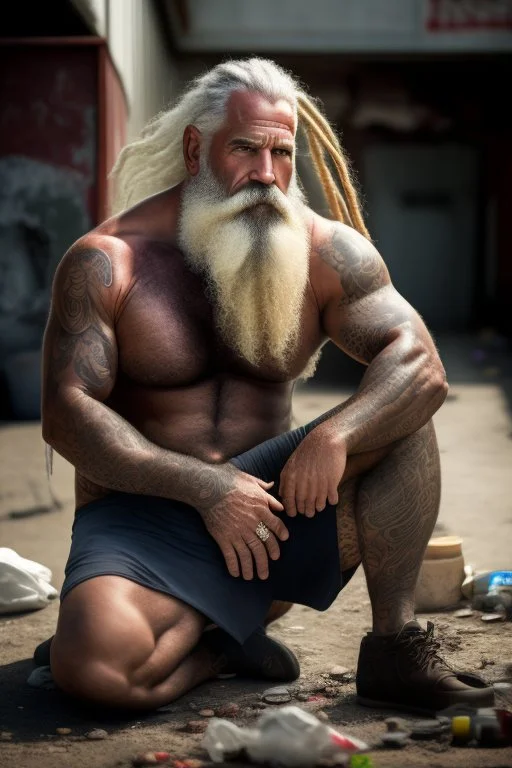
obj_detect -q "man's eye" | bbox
[236,145,255,153]
[273,148,292,157]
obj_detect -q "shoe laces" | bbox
[398,621,454,674]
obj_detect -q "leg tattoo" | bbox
[356,421,441,634]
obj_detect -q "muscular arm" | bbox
[42,243,233,509]
[318,223,448,453]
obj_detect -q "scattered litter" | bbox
[453,608,474,618]
[409,718,450,740]
[384,717,409,733]
[348,757,373,767]
[202,705,368,766]
[198,709,215,717]
[183,720,209,734]
[215,702,240,718]
[85,729,108,740]
[132,752,171,766]
[262,686,291,704]
[329,665,350,680]
[56,727,72,736]
[0,548,58,614]
[481,612,506,622]
[380,732,409,748]
[0,732,12,741]
[494,682,512,691]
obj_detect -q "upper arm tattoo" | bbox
[319,225,389,305]
[319,225,414,362]
[59,248,113,334]
[50,247,116,394]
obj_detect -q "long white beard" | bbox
[178,164,310,368]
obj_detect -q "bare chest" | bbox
[114,251,324,388]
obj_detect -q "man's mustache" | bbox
[231,182,289,218]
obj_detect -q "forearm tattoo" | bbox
[45,246,234,505]
[56,396,235,505]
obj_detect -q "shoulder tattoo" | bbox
[318,226,388,305]
[52,247,115,390]
[59,247,113,334]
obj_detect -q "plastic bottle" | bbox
[460,569,512,599]
[451,708,512,747]
[461,569,512,618]
[202,705,369,766]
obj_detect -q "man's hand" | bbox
[279,427,347,517]
[196,464,289,581]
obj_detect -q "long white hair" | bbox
[109,58,300,215]
[109,57,370,238]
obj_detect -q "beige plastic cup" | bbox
[415,536,465,612]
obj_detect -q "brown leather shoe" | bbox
[356,620,495,715]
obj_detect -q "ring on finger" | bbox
[255,521,270,542]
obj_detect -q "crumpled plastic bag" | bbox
[0,548,58,614]
[202,705,368,767]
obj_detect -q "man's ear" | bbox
[183,125,201,176]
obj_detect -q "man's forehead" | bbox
[224,90,296,136]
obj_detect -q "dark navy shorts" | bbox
[62,420,358,643]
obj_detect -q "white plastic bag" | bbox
[0,548,58,613]
[202,705,368,767]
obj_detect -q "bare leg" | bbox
[335,421,439,634]
[355,420,440,635]
[51,576,215,710]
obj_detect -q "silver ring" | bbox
[255,521,270,542]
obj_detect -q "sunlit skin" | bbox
[192,91,297,195]
[42,89,448,710]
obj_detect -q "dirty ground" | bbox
[1,334,511,768]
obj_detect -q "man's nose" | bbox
[248,150,275,186]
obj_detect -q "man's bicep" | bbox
[329,285,422,364]
[319,223,423,364]
[42,246,118,402]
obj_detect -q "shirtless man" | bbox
[38,58,494,714]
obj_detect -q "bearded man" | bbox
[36,58,494,714]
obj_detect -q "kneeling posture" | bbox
[37,58,494,715]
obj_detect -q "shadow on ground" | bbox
[0,652,382,746]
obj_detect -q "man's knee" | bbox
[51,630,188,710]
[51,646,133,708]
[51,579,202,709]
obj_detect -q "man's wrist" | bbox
[313,416,352,453]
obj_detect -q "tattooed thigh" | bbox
[335,478,361,571]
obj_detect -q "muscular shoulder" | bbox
[311,215,390,305]
[52,232,135,327]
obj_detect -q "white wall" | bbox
[72,0,178,141]
[166,0,512,53]
[109,0,177,140]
